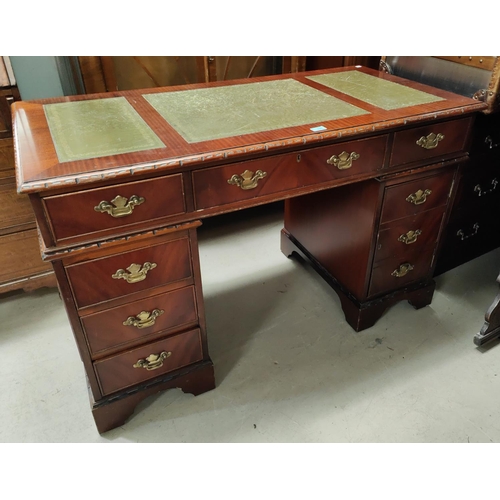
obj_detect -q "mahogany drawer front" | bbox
[380,168,455,224]
[43,174,186,243]
[94,328,203,396]
[374,208,445,263]
[193,135,387,210]
[81,286,199,357]
[66,237,192,309]
[389,117,471,168]
[368,245,436,297]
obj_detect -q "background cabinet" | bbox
[0,72,56,294]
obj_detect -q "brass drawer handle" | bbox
[133,351,171,371]
[112,262,157,283]
[398,229,422,245]
[391,263,414,278]
[123,309,164,329]
[485,136,498,149]
[457,223,479,241]
[94,194,145,218]
[326,151,360,170]
[474,178,498,197]
[406,189,432,205]
[227,169,267,190]
[416,132,445,149]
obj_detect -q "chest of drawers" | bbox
[12,66,485,432]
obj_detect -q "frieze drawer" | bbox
[43,174,186,244]
[81,286,199,357]
[389,117,472,168]
[193,135,388,210]
[94,328,204,396]
[66,237,193,309]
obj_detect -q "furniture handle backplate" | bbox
[474,178,498,197]
[406,189,432,205]
[123,309,165,329]
[391,262,414,278]
[416,132,445,149]
[94,194,145,217]
[227,169,267,190]
[457,223,479,241]
[112,262,157,283]
[133,351,171,371]
[326,151,360,170]
[398,229,422,245]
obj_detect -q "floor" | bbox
[1,202,500,443]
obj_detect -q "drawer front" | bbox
[43,174,186,243]
[193,135,387,210]
[374,208,445,263]
[94,328,203,396]
[380,168,455,224]
[455,160,500,207]
[374,208,444,262]
[66,237,192,309]
[368,245,436,297]
[390,117,471,168]
[81,286,199,356]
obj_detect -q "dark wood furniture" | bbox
[0,84,55,294]
[475,272,500,346]
[12,66,485,432]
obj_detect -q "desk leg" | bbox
[474,273,500,346]
[91,361,215,434]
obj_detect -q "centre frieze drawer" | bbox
[94,327,204,396]
[193,135,387,210]
[43,173,186,244]
[81,286,199,357]
[66,237,193,309]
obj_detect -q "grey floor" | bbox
[1,202,500,443]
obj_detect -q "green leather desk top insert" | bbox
[143,79,370,143]
[44,97,165,163]
[307,71,445,110]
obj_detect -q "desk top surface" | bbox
[12,66,486,193]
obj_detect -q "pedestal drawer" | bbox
[373,208,445,263]
[193,135,387,210]
[389,117,471,167]
[66,237,193,309]
[94,328,203,396]
[380,168,455,224]
[81,286,199,357]
[368,245,436,297]
[43,174,186,243]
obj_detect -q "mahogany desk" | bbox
[12,66,486,432]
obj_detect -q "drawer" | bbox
[81,286,199,356]
[43,174,186,243]
[454,159,500,207]
[193,135,387,210]
[380,168,455,224]
[368,245,436,297]
[94,328,203,396]
[66,237,193,309]
[389,117,471,168]
[374,207,445,263]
